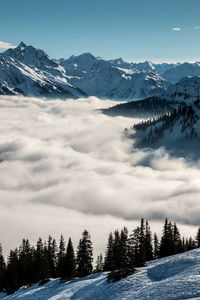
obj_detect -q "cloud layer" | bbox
[0,95,199,255]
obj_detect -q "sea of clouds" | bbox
[0,95,199,256]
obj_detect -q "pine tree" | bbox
[173,223,182,254]
[77,230,93,277]
[185,237,189,251]
[94,254,104,273]
[104,233,113,271]
[182,237,185,252]
[62,237,76,280]
[188,237,195,250]
[18,239,34,286]
[33,238,50,282]
[119,227,129,269]
[47,236,57,278]
[108,227,134,282]
[130,227,142,267]
[153,233,159,259]
[0,244,5,292]
[159,219,174,257]
[57,235,66,277]
[112,230,121,271]
[195,227,200,248]
[144,220,153,261]
[139,218,146,266]
[5,249,20,294]
[35,237,44,280]
[120,227,134,277]
[130,219,146,267]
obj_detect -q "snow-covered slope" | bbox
[103,75,200,119]
[163,76,200,102]
[153,62,177,74]
[106,72,168,100]
[0,83,18,95]
[0,42,86,98]
[131,102,200,158]
[1,249,200,299]
[162,62,200,83]
[132,60,155,72]
[59,52,97,73]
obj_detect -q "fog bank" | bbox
[0,95,199,256]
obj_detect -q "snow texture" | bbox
[1,249,200,299]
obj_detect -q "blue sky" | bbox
[1,0,200,62]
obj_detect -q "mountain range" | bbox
[1,42,200,100]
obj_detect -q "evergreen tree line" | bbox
[0,219,200,294]
[0,230,92,294]
[133,104,198,143]
[104,219,199,281]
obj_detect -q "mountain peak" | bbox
[140,60,154,68]
[78,52,96,60]
[2,42,59,70]
[111,57,125,65]
[18,41,27,48]
[60,52,97,71]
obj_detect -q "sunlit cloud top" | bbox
[0,41,16,51]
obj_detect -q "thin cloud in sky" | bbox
[0,41,16,50]
[172,27,181,31]
[171,26,200,31]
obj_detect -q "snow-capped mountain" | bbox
[59,52,97,73]
[4,42,60,72]
[0,42,86,98]
[108,57,134,69]
[153,62,177,74]
[59,53,200,100]
[2,44,170,100]
[1,249,200,299]
[132,61,156,72]
[60,54,169,100]
[162,62,200,83]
